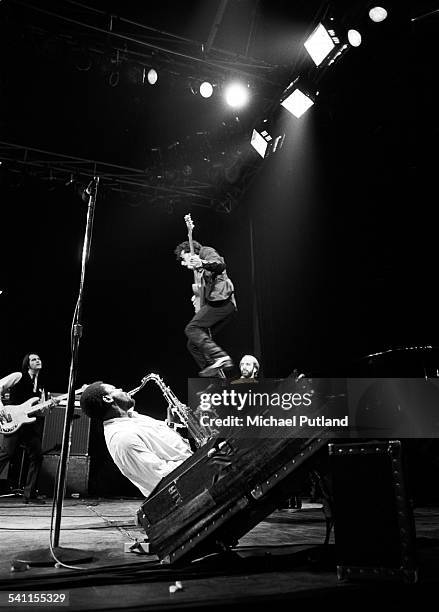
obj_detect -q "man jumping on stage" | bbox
[175,239,236,377]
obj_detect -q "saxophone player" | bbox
[80,382,192,498]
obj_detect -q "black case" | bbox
[137,434,327,564]
[329,439,417,582]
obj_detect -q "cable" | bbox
[86,504,140,542]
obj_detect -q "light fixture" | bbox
[251,128,273,159]
[304,22,338,66]
[280,78,317,119]
[189,80,214,98]
[224,82,250,109]
[200,81,214,98]
[369,6,388,23]
[251,120,285,159]
[147,68,158,85]
[347,29,362,47]
[304,19,362,67]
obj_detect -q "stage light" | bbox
[347,29,362,47]
[147,68,158,85]
[369,7,388,23]
[200,81,213,98]
[224,82,249,108]
[304,22,337,66]
[280,78,317,118]
[250,126,285,160]
[251,128,272,159]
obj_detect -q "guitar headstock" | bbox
[184,214,194,233]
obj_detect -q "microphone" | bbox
[85,179,95,195]
[82,177,99,201]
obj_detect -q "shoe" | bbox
[23,496,46,504]
[199,356,234,377]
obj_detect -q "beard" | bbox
[116,393,135,411]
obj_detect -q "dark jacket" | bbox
[199,246,236,307]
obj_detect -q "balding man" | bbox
[239,355,260,380]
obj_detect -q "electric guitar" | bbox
[0,385,87,435]
[184,213,205,313]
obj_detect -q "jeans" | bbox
[185,299,236,369]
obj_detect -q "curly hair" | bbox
[174,240,202,260]
[80,381,107,420]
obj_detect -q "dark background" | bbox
[1,0,438,412]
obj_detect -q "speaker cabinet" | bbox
[39,454,90,497]
[42,407,90,455]
[329,440,417,582]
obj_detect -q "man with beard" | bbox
[230,355,260,385]
[80,382,192,497]
[239,355,260,380]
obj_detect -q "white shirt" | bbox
[103,410,192,497]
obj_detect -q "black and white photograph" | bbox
[0,1,438,610]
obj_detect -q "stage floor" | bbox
[0,497,438,611]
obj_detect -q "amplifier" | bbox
[329,440,417,582]
[42,406,90,455]
[39,454,90,497]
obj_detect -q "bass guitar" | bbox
[0,385,87,435]
[184,213,205,313]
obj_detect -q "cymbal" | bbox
[0,371,22,391]
[360,345,439,360]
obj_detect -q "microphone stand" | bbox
[53,177,99,551]
[15,179,99,566]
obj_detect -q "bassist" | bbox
[0,353,46,503]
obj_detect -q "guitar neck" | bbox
[187,231,199,283]
[27,387,85,415]
[188,233,194,255]
[29,394,65,414]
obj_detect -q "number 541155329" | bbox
[0,592,69,606]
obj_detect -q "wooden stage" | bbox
[0,497,438,611]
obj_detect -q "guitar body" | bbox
[0,397,41,435]
[191,278,204,313]
[0,385,87,435]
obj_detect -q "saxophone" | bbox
[128,373,214,448]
